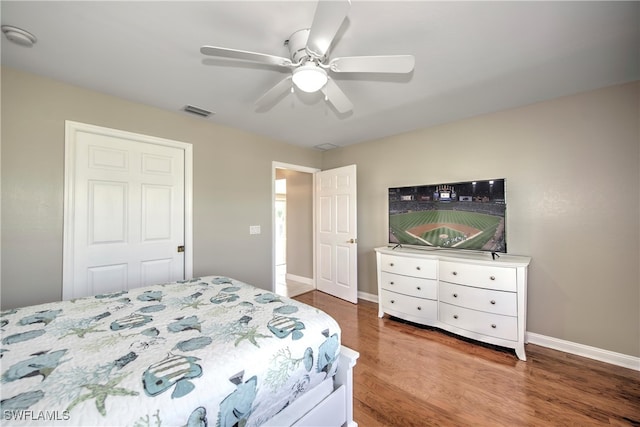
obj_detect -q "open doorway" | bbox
[273,163,318,298]
[274,177,287,289]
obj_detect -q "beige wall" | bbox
[323,81,640,357]
[1,67,322,309]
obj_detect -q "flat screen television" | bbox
[388,179,506,253]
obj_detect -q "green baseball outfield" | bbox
[389,210,504,251]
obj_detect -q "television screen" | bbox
[388,179,506,253]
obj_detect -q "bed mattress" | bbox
[0,276,341,426]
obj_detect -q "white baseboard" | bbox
[357,291,378,303]
[527,332,639,371]
[356,293,639,371]
[285,273,314,286]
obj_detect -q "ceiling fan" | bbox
[200,0,415,114]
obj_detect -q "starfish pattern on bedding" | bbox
[180,298,208,310]
[67,373,139,416]
[59,323,106,339]
[233,325,271,348]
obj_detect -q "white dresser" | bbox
[376,246,531,360]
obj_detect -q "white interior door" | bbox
[63,122,192,300]
[315,164,358,303]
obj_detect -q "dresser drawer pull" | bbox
[390,263,394,267]
[389,281,394,285]
[452,271,458,276]
[490,300,496,305]
[453,293,458,298]
[390,300,395,304]
[490,276,496,281]
[453,315,458,319]
[416,286,421,290]
[416,266,421,270]
[491,324,497,329]
[417,306,422,311]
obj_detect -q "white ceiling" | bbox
[2,1,638,149]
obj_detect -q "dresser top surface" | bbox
[375,246,531,268]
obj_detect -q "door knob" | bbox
[347,238,358,244]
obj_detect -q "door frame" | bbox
[63,121,193,300]
[271,161,320,292]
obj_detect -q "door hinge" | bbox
[177,245,185,253]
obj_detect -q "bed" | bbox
[0,276,358,427]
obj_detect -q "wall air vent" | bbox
[183,105,214,118]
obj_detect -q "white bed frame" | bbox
[264,345,359,427]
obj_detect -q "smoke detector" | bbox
[2,25,37,47]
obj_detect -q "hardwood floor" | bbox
[294,291,640,427]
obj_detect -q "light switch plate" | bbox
[249,225,261,235]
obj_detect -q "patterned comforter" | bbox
[0,276,341,426]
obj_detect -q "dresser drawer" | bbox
[380,272,437,300]
[439,281,517,316]
[439,302,518,341]
[380,254,437,279]
[380,289,437,321]
[440,261,516,292]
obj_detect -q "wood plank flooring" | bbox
[294,291,640,427]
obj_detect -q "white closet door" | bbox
[64,122,188,299]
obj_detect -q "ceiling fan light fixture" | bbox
[292,63,328,93]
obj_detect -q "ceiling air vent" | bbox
[183,105,213,118]
[314,143,338,151]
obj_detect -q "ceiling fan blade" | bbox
[255,76,293,110]
[201,45,293,68]
[321,78,353,114]
[306,0,351,58]
[329,55,415,73]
